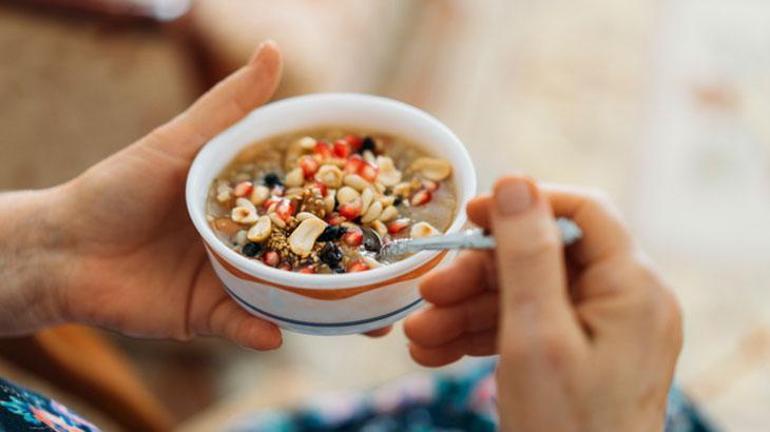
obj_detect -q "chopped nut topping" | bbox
[411,221,440,238]
[343,173,370,191]
[410,157,453,181]
[247,215,272,242]
[288,217,327,257]
[285,167,305,187]
[361,187,375,214]
[315,165,344,188]
[209,131,455,273]
[361,201,383,223]
[299,188,327,219]
[337,186,360,205]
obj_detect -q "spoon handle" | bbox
[382,217,582,258]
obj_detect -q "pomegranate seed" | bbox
[299,156,319,178]
[358,162,379,182]
[233,181,253,197]
[276,199,297,221]
[326,213,346,225]
[411,189,432,206]
[344,154,365,174]
[347,260,369,273]
[313,141,332,159]
[338,197,363,220]
[309,181,327,197]
[263,251,280,267]
[279,263,292,271]
[332,139,351,158]
[387,218,411,234]
[422,180,439,192]
[344,134,363,151]
[342,229,363,247]
[299,265,316,274]
[262,197,281,210]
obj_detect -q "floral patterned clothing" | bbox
[0,378,99,432]
[227,360,718,432]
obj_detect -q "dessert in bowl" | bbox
[186,94,476,335]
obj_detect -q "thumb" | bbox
[143,40,283,161]
[490,176,581,340]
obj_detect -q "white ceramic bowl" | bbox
[186,93,476,335]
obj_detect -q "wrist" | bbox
[0,187,73,335]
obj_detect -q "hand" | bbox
[25,42,283,349]
[404,176,682,431]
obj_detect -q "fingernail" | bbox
[248,40,271,64]
[494,177,535,215]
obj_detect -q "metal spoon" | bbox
[363,217,582,263]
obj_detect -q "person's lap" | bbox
[224,360,716,432]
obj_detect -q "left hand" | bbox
[40,42,284,349]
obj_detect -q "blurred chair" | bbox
[0,326,175,431]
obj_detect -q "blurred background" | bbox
[0,0,768,430]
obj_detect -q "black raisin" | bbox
[358,136,376,154]
[263,172,283,188]
[332,266,346,274]
[319,243,344,268]
[393,196,403,207]
[242,242,263,257]
[317,225,347,242]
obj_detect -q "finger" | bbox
[364,326,392,338]
[465,185,634,267]
[191,264,282,350]
[409,330,497,367]
[490,176,581,339]
[404,291,498,348]
[467,194,492,229]
[419,251,496,306]
[205,298,283,350]
[144,40,283,161]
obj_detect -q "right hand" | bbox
[404,176,682,431]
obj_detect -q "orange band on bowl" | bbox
[206,244,447,300]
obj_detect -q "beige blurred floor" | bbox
[1,1,769,431]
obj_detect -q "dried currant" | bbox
[317,225,347,242]
[319,242,344,268]
[242,242,263,257]
[263,172,283,188]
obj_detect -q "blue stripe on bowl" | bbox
[224,286,423,328]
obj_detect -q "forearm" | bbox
[0,188,70,335]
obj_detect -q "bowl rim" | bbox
[186,92,477,290]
